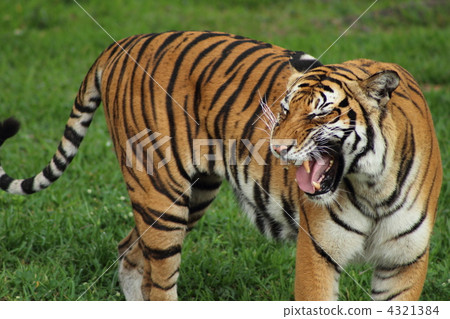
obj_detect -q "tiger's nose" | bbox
[273,145,288,154]
[273,144,293,157]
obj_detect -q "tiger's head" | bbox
[270,61,400,205]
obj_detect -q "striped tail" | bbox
[0,63,103,195]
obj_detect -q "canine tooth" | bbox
[312,181,321,190]
[303,161,311,174]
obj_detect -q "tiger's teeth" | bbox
[303,161,311,174]
[312,181,321,190]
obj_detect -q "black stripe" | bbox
[374,271,400,280]
[371,289,388,295]
[240,60,288,145]
[107,36,141,67]
[63,126,83,148]
[376,248,427,272]
[377,120,415,210]
[69,110,81,119]
[133,203,177,231]
[193,60,214,133]
[392,212,426,240]
[74,100,96,113]
[152,281,176,291]
[338,97,349,108]
[80,118,93,127]
[218,51,276,141]
[192,179,222,191]
[168,268,179,280]
[103,48,122,111]
[321,84,334,93]
[94,69,102,94]
[323,76,344,88]
[165,34,224,183]
[123,256,137,267]
[145,171,188,205]
[21,178,35,194]
[205,39,257,83]
[118,233,135,251]
[154,31,185,61]
[343,178,374,219]
[187,212,206,226]
[260,147,274,203]
[133,202,187,227]
[0,174,14,190]
[211,66,242,137]
[300,202,341,273]
[328,65,363,81]
[281,195,300,234]
[348,107,374,174]
[142,244,182,260]
[328,208,366,236]
[385,287,410,301]
[189,39,227,76]
[42,165,58,182]
[189,198,215,214]
[106,35,141,62]
[224,44,271,75]
[89,96,101,106]
[291,58,322,73]
[150,206,188,225]
[241,59,280,112]
[133,34,159,66]
[57,143,71,162]
[253,183,282,239]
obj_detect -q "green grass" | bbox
[0,0,448,300]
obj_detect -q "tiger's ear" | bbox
[359,70,400,108]
[287,51,322,88]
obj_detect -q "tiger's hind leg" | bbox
[118,227,144,300]
[371,248,429,301]
[124,175,191,301]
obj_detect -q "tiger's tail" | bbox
[0,59,104,195]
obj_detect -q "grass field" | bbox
[0,0,448,301]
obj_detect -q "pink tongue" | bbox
[296,157,331,194]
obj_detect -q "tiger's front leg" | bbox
[294,202,367,300]
[294,211,341,300]
[371,248,430,301]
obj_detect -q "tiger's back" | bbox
[0,31,441,301]
[98,31,312,242]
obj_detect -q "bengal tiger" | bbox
[0,31,442,301]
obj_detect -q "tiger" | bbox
[0,31,442,301]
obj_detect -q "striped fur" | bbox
[271,59,442,300]
[0,31,441,300]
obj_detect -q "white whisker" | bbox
[255,127,271,137]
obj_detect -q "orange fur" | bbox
[0,32,441,300]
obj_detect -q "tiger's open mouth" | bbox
[294,147,343,196]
